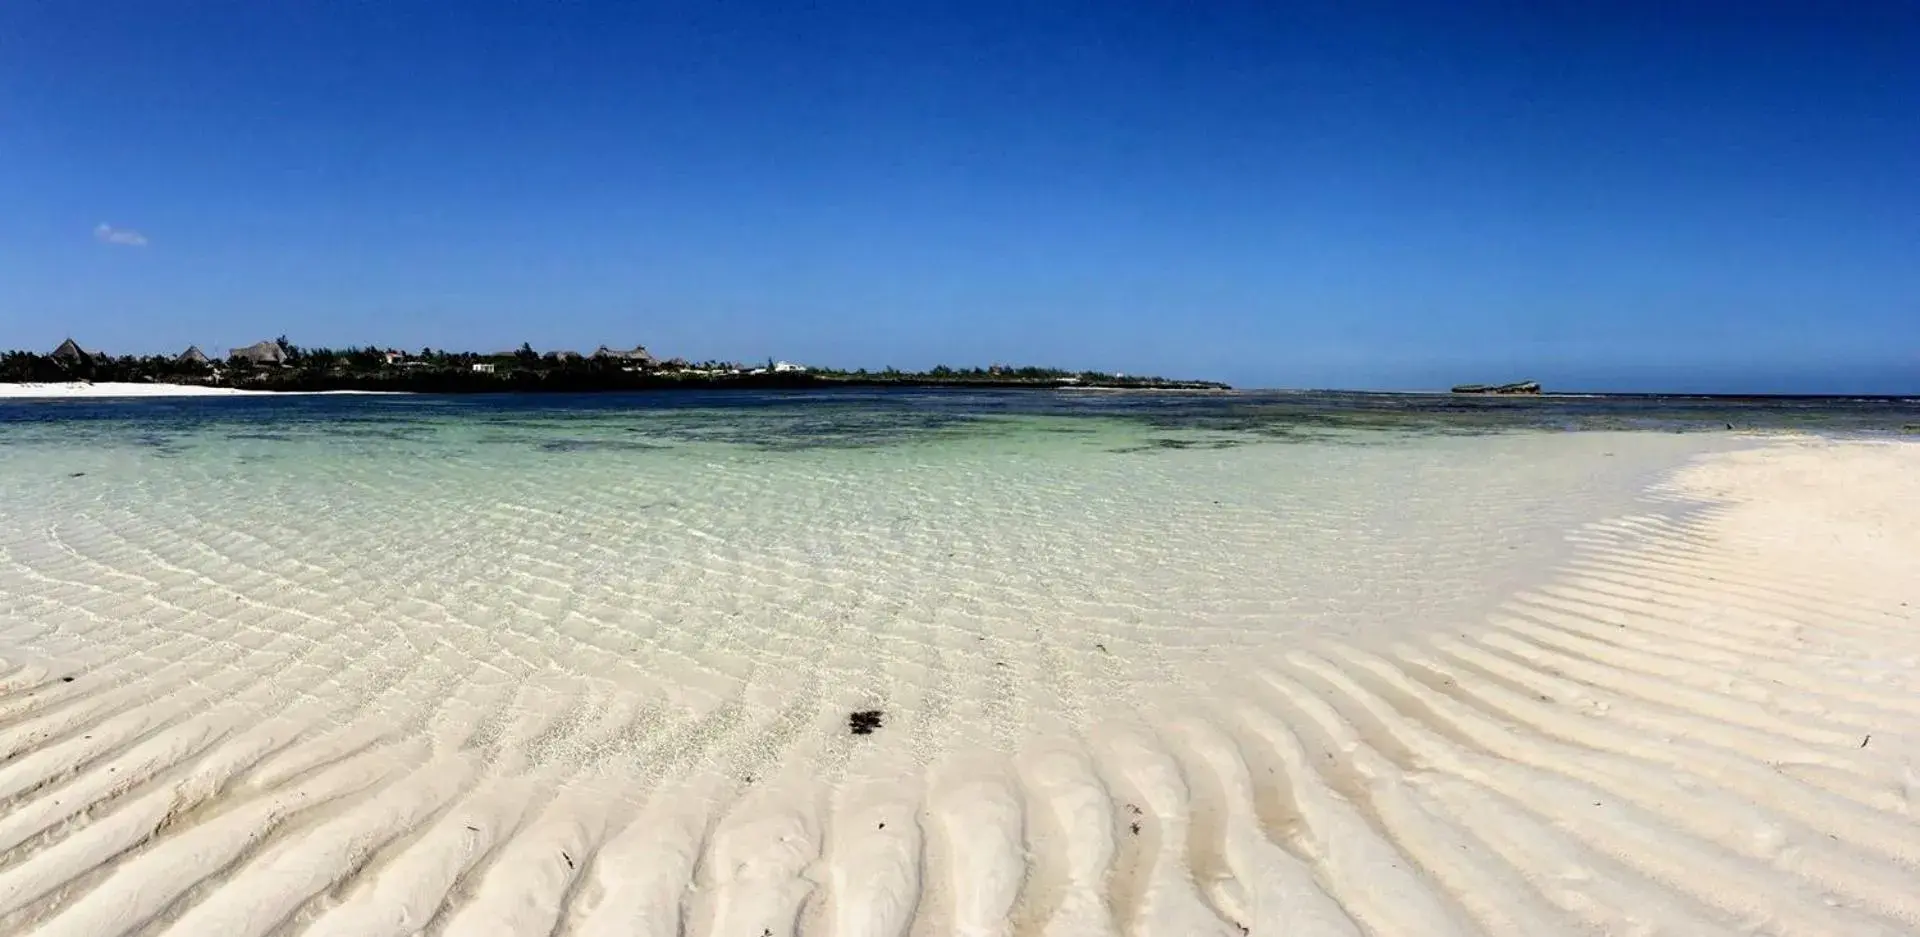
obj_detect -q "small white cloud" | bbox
[94,223,148,247]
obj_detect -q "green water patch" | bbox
[3,391,1916,464]
[537,439,672,453]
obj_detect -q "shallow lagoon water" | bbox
[0,390,1795,752]
[3,391,1912,726]
[3,390,1918,935]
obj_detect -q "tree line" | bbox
[0,339,1224,391]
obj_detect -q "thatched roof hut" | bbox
[178,345,211,365]
[50,338,90,363]
[229,340,288,366]
[592,344,657,366]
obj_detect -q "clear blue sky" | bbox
[3,1,1915,391]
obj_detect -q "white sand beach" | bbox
[0,433,1914,936]
[0,382,394,398]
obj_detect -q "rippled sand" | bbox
[0,408,1915,936]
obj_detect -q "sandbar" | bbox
[0,382,397,399]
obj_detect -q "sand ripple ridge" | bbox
[0,436,1915,934]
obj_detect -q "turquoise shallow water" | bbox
[6,391,1919,934]
[0,390,1772,744]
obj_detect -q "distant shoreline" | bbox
[7,382,1912,403]
[2,347,1231,395]
[0,376,1233,399]
[0,382,402,400]
[107,374,1226,395]
[227,371,1233,394]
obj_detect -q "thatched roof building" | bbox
[229,340,288,366]
[178,345,211,365]
[592,344,657,366]
[50,338,91,364]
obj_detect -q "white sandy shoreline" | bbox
[0,381,398,399]
[0,437,1914,935]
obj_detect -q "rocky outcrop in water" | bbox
[1451,381,1542,395]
